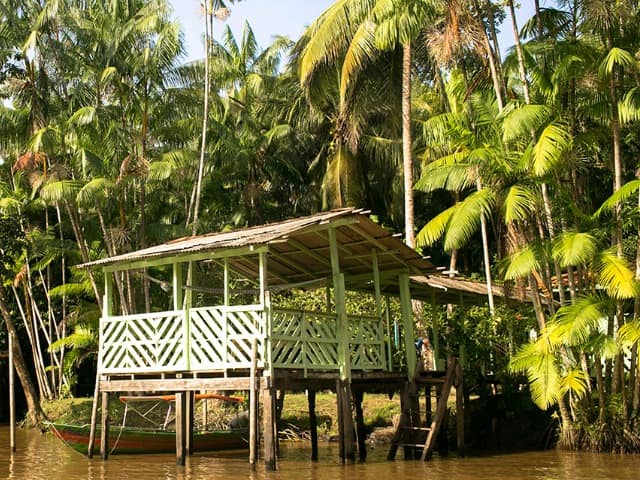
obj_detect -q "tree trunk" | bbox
[0,283,45,427]
[402,43,415,248]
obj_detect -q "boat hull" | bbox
[48,423,248,455]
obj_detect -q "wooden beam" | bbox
[346,224,389,251]
[103,245,269,272]
[185,391,194,456]
[354,390,367,461]
[175,392,186,466]
[456,362,465,457]
[399,274,417,380]
[287,238,331,267]
[262,387,277,471]
[99,376,262,392]
[269,250,314,276]
[100,391,110,461]
[308,390,318,461]
[249,340,259,469]
[9,331,15,452]
[336,379,356,463]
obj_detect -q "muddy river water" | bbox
[2,426,640,479]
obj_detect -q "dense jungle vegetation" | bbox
[2,0,640,452]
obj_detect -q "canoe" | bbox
[48,422,248,455]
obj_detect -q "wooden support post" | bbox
[186,391,194,456]
[87,375,100,458]
[336,379,355,463]
[175,392,186,466]
[91,269,112,458]
[387,382,409,461]
[100,391,110,461]
[249,340,259,469]
[9,332,15,452]
[431,290,440,370]
[425,385,433,426]
[308,390,318,461]
[456,362,465,456]
[354,390,367,461]
[262,387,277,471]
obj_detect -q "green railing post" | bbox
[399,273,416,380]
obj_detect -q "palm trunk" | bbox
[63,200,102,309]
[189,1,213,235]
[402,43,415,248]
[0,283,45,427]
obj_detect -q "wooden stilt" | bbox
[87,372,100,458]
[425,385,433,426]
[175,392,186,466]
[421,358,457,461]
[100,392,110,461]
[249,339,259,469]
[354,390,367,461]
[456,363,465,456]
[336,379,355,463]
[262,387,277,471]
[9,332,15,452]
[308,390,318,461]
[186,391,194,456]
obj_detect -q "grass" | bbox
[42,392,402,438]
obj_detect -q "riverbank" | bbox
[42,392,402,442]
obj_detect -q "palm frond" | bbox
[502,184,537,223]
[501,104,553,143]
[552,231,598,267]
[504,244,541,280]
[594,179,640,217]
[598,47,637,78]
[443,188,495,251]
[618,321,640,347]
[40,179,83,204]
[415,205,455,248]
[532,122,571,176]
[560,368,590,400]
[596,249,638,300]
[620,87,640,125]
[551,296,606,346]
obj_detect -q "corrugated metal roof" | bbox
[79,209,359,269]
[79,209,523,304]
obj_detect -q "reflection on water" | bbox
[2,426,640,480]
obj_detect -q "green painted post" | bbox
[371,250,387,370]
[223,258,229,366]
[399,274,416,380]
[385,296,394,371]
[329,228,350,380]
[184,262,193,371]
[336,273,350,381]
[173,262,183,311]
[259,252,273,378]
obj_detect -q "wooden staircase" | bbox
[388,358,458,461]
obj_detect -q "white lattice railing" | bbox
[99,306,388,375]
[348,314,387,370]
[189,306,265,370]
[271,309,388,373]
[100,310,187,374]
[271,310,340,373]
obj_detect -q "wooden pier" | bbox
[79,209,485,469]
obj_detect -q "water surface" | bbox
[2,426,640,480]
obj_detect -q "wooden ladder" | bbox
[387,358,458,461]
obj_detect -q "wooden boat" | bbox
[48,422,248,455]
